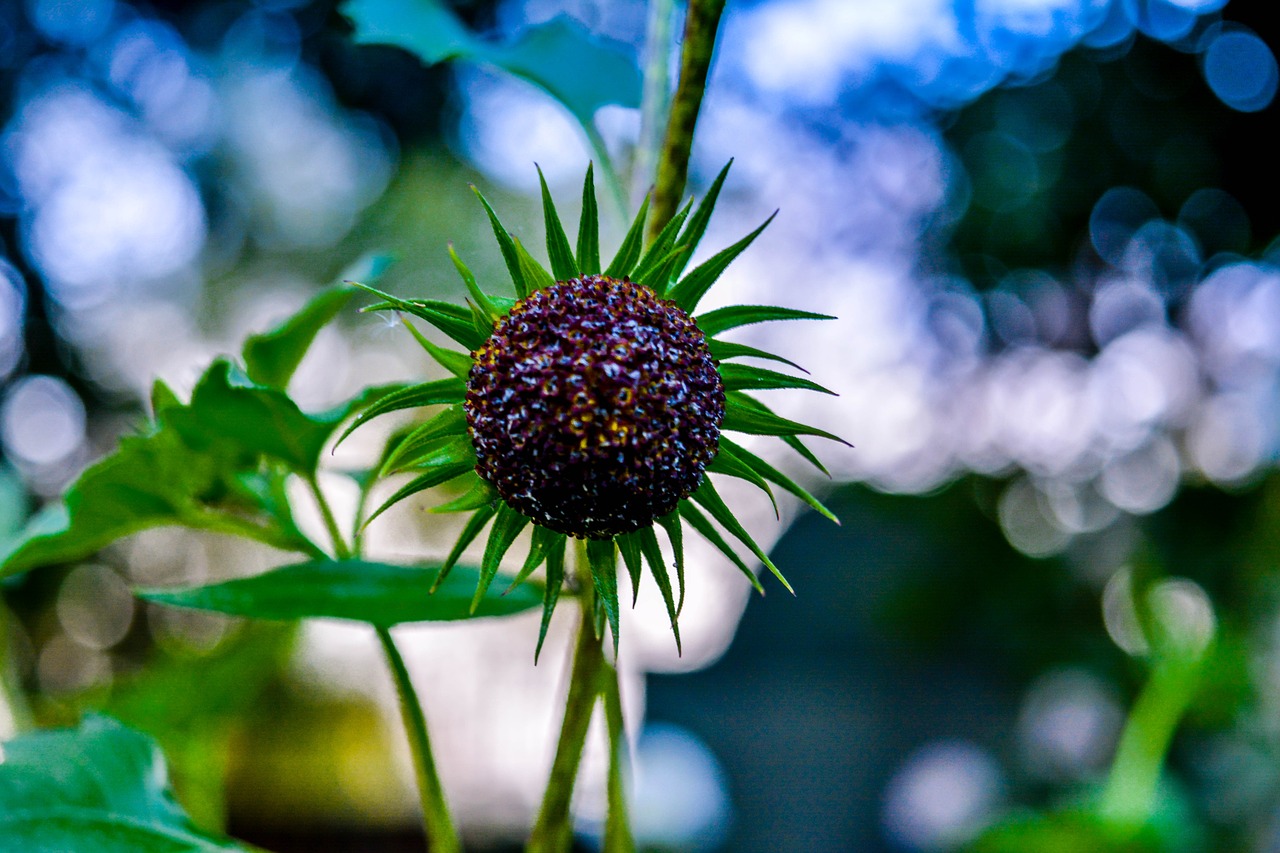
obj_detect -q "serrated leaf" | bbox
[718,437,839,524]
[448,244,501,323]
[587,537,621,655]
[638,526,681,654]
[604,193,650,279]
[471,186,528,298]
[0,715,249,851]
[616,532,643,607]
[678,502,762,594]
[671,160,733,280]
[471,503,530,612]
[719,363,835,396]
[433,503,497,591]
[398,317,474,378]
[695,304,835,338]
[692,479,793,594]
[668,212,776,311]
[631,200,690,291]
[430,473,498,513]
[707,339,809,374]
[538,166,579,281]
[356,282,487,349]
[243,286,358,390]
[577,163,601,275]
[382,406,469,473]
[139,558,541,626]
[655,511,686,614]
[515,236,557,293]
[723,392,849,445]
[336,378,467,447]
[536,535,568,663]
[707,444,778,517]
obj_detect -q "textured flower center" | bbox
[465,275,725,538]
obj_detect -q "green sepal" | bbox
[149,379,180,421]
[692,479,793,594]
[381,405,469,474]
[538,165,579,281]
[668,212,776,311]
[723,392,848,445]
[355,282,486,349]
[472,185,528,298]
[695,304,835,337]
[471,503,530,612]
[576,163,601,275]
[671,160,732,280]
[335,378,466,447]
[398,317,473,378]
[678,501,762,594]
[468,298,496,340]
[632,243,689,294]
[363,453,476,527]
[616,532,644,606]
[449,244,502,322]
[506,524,566,591]
[632,200,691,292]
[719,363,835,396]
[586,537,621,655]
[604,193,650,279]
[536,535,568,663]
[515,236,557,293]
[429,472,498,514]
[433,502,497,591]
[707,443,778,517]
[718,437,839,524]
[655,511,685,614]
[638,526,681,654]
[707,339,809,374]
[243,285,358,390]
[726,393,838,475]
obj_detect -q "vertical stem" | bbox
[378,627,463,853]
[648,0,727,241]
[306,474,351,561]
[0,600,31,739]
[634,0,678,203]
[601,663,635,853]
[528,582,608,852]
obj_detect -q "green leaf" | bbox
[719,363,835,396]
[695,304,835,338]
[707,339,809,374]
[587,537,621,655]
[150,379,181,419]
[364,455,476,526]
[335,378,466,447]
[356,282,487,349]
[718,437,839,524]
[639,526,681,654]
[577,163,601,275]
[655,511,686,614]
[707,444,778,517]
[507,524,566,591]
[382,406,469,473]
[515,236,557,293]
[447,244,502,323]
[692,479,793,594]
[616,532,644,606]
[398,317,474,378]
[631,200,690,292]
[677,502,762,594]
[538,166,579,281]
[723,392,849,445]
[471,186,528,298]
[671,160,733,280]
[725,393,838,475]
[472,503,530,612]
[430,473,499,513]
[434,503,497,590]
[536,535,568,663]
[139,558,541,626]
[243,286,358,390]
[0,715,249,851]
[668,212,776,311]
[604,193,650,279]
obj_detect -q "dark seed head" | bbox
[465,275,725,538]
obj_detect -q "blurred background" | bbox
[2,0,1279,850]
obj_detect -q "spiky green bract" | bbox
[352,163,843,655]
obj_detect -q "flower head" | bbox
[348,163,844,657]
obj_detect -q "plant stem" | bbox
[378,627,463,853]
[648,0,726,241]
[634,0,677,203]
[601,663,635,853]
[528,584,607,852]
[0,600,32,738]
[306,474,351,560]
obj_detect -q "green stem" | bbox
[633,0,678,203]
[648,0,726,241]
[182,509,326,560]
[306,474,351,560]
[0,600,32,737]
[378,627,463,853]
[601,663,635,853]
[528,583,607,852]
